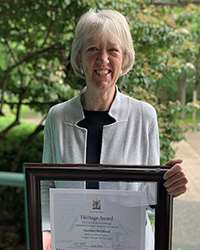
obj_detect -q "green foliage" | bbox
[1,0,199,165]
[122,84,184,164]
[0,0,89,115]
[0,117,43,247]
[0,119,43,171]
[0,186,25,249]
[158,102,184,163]
[0,1,200,102]
[1,2,199,247]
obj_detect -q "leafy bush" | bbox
[0,187,25,250]
[0,119,43,172]
[0,120,43,249]
[122,85,184,164]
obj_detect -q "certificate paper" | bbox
[50,189,147,250]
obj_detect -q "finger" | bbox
[164,172,188,188]
[165,159,183,167]
[165,179,188,193]
[163,164,182,180]
[168,185,187,197]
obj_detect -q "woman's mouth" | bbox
[95,69,112,76]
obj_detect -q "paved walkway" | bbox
[172,131,200,250]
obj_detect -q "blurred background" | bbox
[0,0,199,249]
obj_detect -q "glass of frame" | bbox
[24,163,173,250]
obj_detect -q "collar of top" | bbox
[66,86,129,124]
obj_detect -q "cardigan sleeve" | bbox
[145,110,160,205]
[41,110,55,231]
[148,114,160,165]
[42,110,54,163]
[139,102,160,206]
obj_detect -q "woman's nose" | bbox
[97,50,109,64]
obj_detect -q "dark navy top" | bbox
[78,110,115,188]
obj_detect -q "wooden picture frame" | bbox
[24,163,173,250]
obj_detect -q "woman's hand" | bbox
[163,159,188,197]
[42,231,52,250]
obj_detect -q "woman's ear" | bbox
[120,52,126,75]
[121,51,129,75]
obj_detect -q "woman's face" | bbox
[80,35,124,92]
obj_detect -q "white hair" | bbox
[70,9,135,78]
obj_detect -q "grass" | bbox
[2,104,42,120]
[0,104,43,140]
[20,105,42,119]
[0,115,37,133]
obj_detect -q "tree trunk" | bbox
[0,93,22,140]
[177,73,187,119]
[192,89,197,129]
[193,46,200,130]
[0,80,6,116]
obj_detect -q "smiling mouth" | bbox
[95,69,112,76]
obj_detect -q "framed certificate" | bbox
[25,164,173,250]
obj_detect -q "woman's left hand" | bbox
[163,159,188,197]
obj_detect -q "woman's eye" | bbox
[109,48,120,53]
[87,47,98,52]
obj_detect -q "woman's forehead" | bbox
[84,33,121,47]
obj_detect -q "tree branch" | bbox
[0,96,22,140]
[5,40,18,64]
[0,60,28,139]
[0,83,6,116]
[0,120,20,140]
[7,43,63,74]
[0,43,64,89]
[0,43,65,114]
[41,17,54,48]
[194,46,200,87]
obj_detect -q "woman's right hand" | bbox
[42,231,52,250]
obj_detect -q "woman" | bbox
[42,9,187,250]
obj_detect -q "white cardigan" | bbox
[41,89,160,250]
[43,89,160,165]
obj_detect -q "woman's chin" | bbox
[93,81,115,91]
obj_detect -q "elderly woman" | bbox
[42,9,187,250]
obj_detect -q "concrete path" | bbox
[172,132,200,250]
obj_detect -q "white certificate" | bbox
[50,189,147,250]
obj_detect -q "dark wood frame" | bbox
[24,163,173,250]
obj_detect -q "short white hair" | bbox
[70,9,135,78]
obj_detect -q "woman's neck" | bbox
[82,87,116,111]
